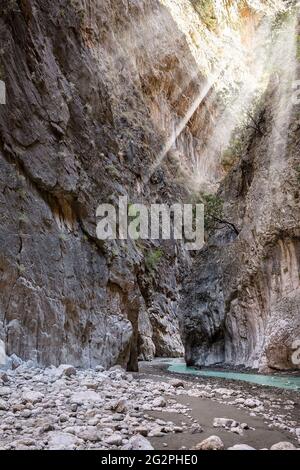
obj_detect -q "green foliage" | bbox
[202,193,223,232]
[297,35,300,62]
[271,7,294,35]
[191,0,217,31]
[18,264,26,274]
[221,95,265,172]
[145,248,163,272]
[18,188,27,200]
[111,248,119,258]
[221,139,242,172]
[221,131,244,173]
[78,9,85,24]
[190,192,223,232]
[59,232,68,242]
[70,0,81,8]
[3,0,19,15]
[18,213,29,224]
[106,165,119,178]
[71,0,85,16]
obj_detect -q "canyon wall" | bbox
[1,0,204,368]
[0,0,293,372]
[181,23,300,371]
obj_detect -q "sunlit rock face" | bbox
[0,0,198,368]
[181,38,300,371]
[224,238,300,371]
[158,0,286,189]
[0,0,294,371]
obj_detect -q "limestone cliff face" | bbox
[0,0,267,369]
[181,28,300,372]
[0,0,295,372]
[0,0,201,368]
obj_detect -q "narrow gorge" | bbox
[0,0,299,453]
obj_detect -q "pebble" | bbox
[228,444,256,450]
[123,434,153,450]
[270,442,297,450]
[47,431,82,450]
[244,398,261,409]
[192,435,224,450]
[169,379,184,388]
[152,397,167,408]
[0,361,299,451]
[105,434,123,446]
[22,391,44,404]
[0,399,8,411]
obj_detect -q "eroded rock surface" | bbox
[181,29,300,371]
[0,0,203,368]
[0,361,299,450]
[0,0,298,375]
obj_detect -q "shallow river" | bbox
[162,359,300,392]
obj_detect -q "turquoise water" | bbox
[167,362,300,391]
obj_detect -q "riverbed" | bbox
[165,359,300,392]
[138,358,300,450]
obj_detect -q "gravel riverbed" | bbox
[0,360,299,450]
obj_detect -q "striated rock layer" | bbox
[181,32,300,371]
[0,0,210,368]
[1,0,266,368]
[0,0,294,371]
